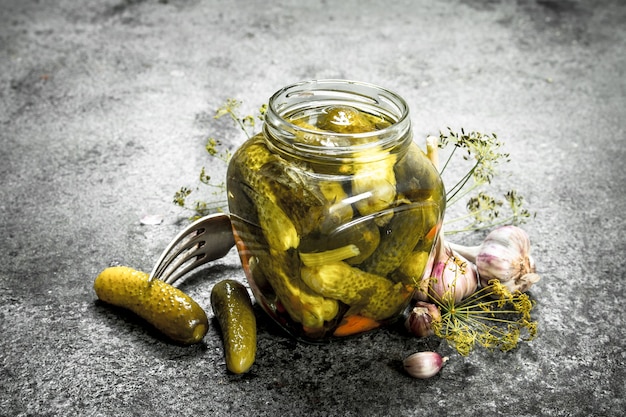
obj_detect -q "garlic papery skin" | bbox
[403,351,448,379]
[428,239,479,304]
[405,301,441,337]
[450,226,541,294]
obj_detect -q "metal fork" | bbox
[148,213,236,285]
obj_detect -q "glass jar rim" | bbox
[264,79,412,159]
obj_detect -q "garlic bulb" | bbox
[449,225,541,293]
[403,351,448,379]
[405,301,441,337]
[418,235,478,304]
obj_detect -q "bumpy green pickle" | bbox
[325,219,380,265]
[301,261,410,320]
[239,134,274,172]
[259,159,327,237]
[317,180,354,234]
[350,147,398,217]
[395,142,444,201]
[251,190,299,251]
[258,249,339,329]
[393,250,431,286]
[94,266,208,345]
[289,105,392,146]
[234,136,300,250]
[210,280,257,374]
[317,106,379,134]
[361,202,439,277]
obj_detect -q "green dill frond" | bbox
[258,103,268,120]
[435,128,534,235]
[174,99,266,219]
[213,98,267,140]
[173,187,192,207]
[439,128,508,200]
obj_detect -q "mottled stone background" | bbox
[1,0,624,416]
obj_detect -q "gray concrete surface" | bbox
[1,0,625,416]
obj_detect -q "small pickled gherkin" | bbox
[231,136,278,215]
[299,244,361,267]
[235,133,349,239]
[232,136,300,250]
[257,249,339,330]
[259,159,327,237]
[350,146,398,218]
[392,250,431,286]
[395,142,445,201]
[360,202,440,278]
[237,133,275,172]
[325,218,380,265]
[317,180,354,234]
[301,261,410,320]
[316,106,381,134]
[289,105,391,145]
[249,189,299,252]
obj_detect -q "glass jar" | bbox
[227,80,445,342]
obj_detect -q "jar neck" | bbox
[263,79,412,164]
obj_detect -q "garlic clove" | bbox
[405,301,441,337]
[403,351,448,379]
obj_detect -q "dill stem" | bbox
[459,310,525,318]
[214,155,230,164]
[438,144,458,176]
[203,182,227,189]
[443,204,494,224]
[446,163,481,204]
[446,180,484,207]
[444,217,519,235]
[228,111,251,139]
[456,288,502,307]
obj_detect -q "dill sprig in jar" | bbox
[227,80,445,342]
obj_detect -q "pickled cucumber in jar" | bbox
[227,80,445,341]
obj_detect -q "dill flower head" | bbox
[429,278,537,356]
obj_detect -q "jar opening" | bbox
[264,80,412,161]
